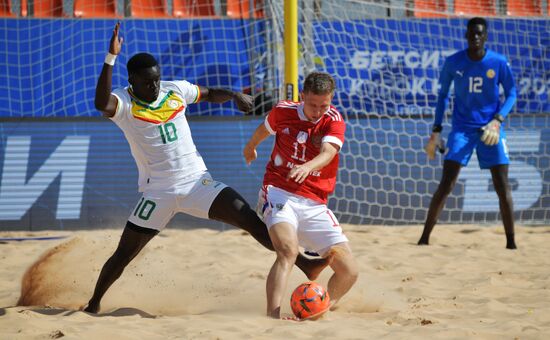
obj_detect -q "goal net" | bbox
[0,0,548,227]
[280,0,550,225]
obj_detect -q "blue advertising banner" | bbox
[0,18,548,118]
[0,18,266,118]
[0,117,548,230]
[313,19,549,116]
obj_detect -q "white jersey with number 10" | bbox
[111,80,207,193]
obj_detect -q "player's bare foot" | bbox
[82,302,100,314]
[268,307,281,319]
[329,299,340,311]
[417,237,430,245]
[281,308,329,322]
[506,234,517,249]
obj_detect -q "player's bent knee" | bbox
[275,244,299,262]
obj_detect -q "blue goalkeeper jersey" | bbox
[434,48,517,130]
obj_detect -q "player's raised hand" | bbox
[233,93,253,113]
[243,143,258,165]
[424,132,445,160]
[109,22,123,55]
[480,119,501,146]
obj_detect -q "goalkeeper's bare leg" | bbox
[208,187,331,280]
[418,160,461,245]
[490,164,517,249]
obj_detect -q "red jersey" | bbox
[263,100,346,204]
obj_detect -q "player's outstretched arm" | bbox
[243,122,270,165]
[95,22,122,118]
[199,87,253,114]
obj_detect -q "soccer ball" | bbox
[290,281,330,319]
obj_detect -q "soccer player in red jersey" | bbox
[244,72,359,319]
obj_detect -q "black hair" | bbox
[127,53,158,74]
[303,72,336,95]
[467,17,488,31]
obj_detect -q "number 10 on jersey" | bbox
[158,122,178,144]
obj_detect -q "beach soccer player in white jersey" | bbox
[83,23,330,314]
[244,72,359,319]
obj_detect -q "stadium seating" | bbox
[173,0,216,17]
[32,0,65,17]
[506,0,542,16]
[0,0,14,17]
[74,0,120,18]
[227,0,264,18]
[413,0,447,18]
[130,0,169,17]
[454,0,496,16]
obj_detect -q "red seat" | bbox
[21,0,27,16]
[130,0,169,17]
[173,0,216,17]
[74,0,120,18]
[413,0,447,18]
[227,0,264,18]
[33,0,65,17]
[506,0,542,16]
[0,0,14,16]
[454,0,496,16]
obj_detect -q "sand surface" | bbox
[0,224,549,339]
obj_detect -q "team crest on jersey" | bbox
[130,90,185,123]
[168,99,180,109]
[202,178,213,186]
[486,69,496,79]
[296,131,309,144]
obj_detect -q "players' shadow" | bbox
[460,229,481,234]
[1,306,156,318]
[2,306,80,316]
[97,307,156,318]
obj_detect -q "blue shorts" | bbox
[444,128,510,169]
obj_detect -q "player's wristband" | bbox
[432,125,442,133]
[494,114,505,123]
[104,53,117,66]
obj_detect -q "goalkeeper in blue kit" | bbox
[418,17,518,249]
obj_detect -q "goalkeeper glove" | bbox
[480,119,501,146]
[424,132,445,160]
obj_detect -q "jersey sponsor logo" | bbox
[297,131,309,144]
[486,69,496,79]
